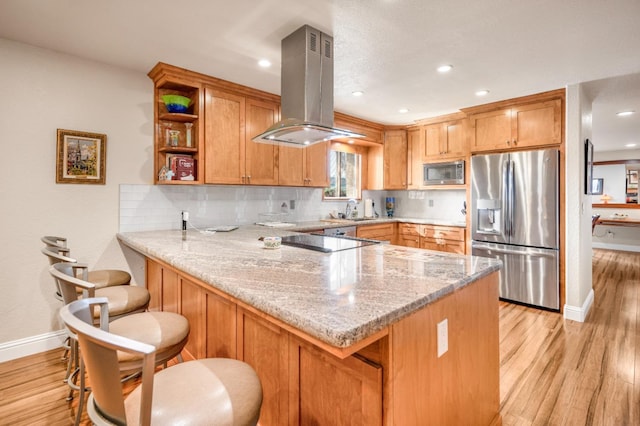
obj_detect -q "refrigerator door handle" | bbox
[472,243,557,258]
[508,159,515,238]
[502,160,511,238]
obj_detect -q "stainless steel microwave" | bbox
[423,160,465,185]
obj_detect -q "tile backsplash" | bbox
[119,184,467,232]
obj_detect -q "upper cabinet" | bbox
[148,64,204,185]
[279,141,329,187]
[424,120,468,161]
[407,128,424,189]
[383,129,408,189]
[203,88,245,184]
[465,91,563,153]
[204,90,279,185]
[244,98,280,185]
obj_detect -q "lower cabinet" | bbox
[289,338,383,425]
[396,223,466,254]
[146,258,382,426]
[356,223,396,242]
[144,258,499,425]
[237,308,289,426]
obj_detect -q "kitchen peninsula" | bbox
[118,226,502,425]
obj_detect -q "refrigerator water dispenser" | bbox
[476,199,501,233]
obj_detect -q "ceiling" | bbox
[1,0,639,152]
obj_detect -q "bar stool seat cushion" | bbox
[123,358,262,426]
[94,286,150,318]
[87,269,131,288]
[109,312,190,369]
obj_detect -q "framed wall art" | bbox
[591,178,603,195]
[56,129,106,184]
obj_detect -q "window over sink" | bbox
[324,150,361,200]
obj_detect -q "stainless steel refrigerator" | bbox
[471,148,559,310]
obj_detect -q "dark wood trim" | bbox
[594,159,640,166]
[592,203,640,209]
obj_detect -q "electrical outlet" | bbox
[290,200,295,210]
[428,199,434,207]
[437,318,448,357]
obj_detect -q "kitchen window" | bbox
[324,150,361,199]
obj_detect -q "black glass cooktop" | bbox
[280,234,379,253]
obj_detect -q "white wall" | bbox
[0,39,153,358]
[563,83,594,321]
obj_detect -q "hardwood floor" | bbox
[500,249,640,425]
[0,248,638,425]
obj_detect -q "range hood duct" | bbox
[252,25,364,147]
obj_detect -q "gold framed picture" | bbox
[56,129,106,184]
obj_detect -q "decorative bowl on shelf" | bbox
[161,95,191,113]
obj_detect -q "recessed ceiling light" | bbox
[475,90,490,97]
[437,65,453,73]
[398,108,409,113]
[617,111,635,117]
[258,59,271,68]
[352,91,364,97]
[348,140,355,144]
[625,143,637,148]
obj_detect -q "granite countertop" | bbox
[118,226,499,349]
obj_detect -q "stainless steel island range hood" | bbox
[252,25,364,147]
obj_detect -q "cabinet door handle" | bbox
[506,140,510,145]
[247,176,251,183]
[242,176,245,183]
[513,139,517,145]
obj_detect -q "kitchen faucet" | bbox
[345,198,357,218]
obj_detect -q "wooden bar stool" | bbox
[60,297,263,426]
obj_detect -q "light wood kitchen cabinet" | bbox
[180,277,205,359]
[148,63,204,185]
[205,91,279,185]
[407,128,424,189]
[145,259,179,312]
[244,98,280,185]
[279,141,329,187]
[289,337,383,425]
[237,308,289,426]
[383,130,408,189]
[421,224,466,254]
[203,87,245,184]
[396,223,466,254]
[206,290,237,359]
[423,120,467,161]
[138,255,500,426]
[469,98,562,152]
[146,259,162,311]
[397,223,421,247]
[357,223,396,242]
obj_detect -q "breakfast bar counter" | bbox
[118,228,502,425]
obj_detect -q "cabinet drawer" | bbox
[421,238,465,254]
[357,223,395,241]
[421,225,464,241]
[397,234,421,248]
[399,223,421,236]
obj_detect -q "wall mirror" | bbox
[584,72,640,209]
[592,160,640,207]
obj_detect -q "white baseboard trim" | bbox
[0,330,67,363]
[592,242,640,252]
[564,288,594,323]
